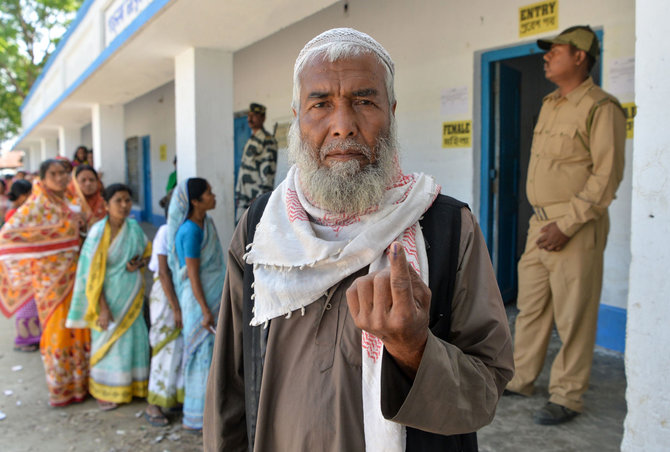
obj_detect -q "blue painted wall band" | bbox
[596,304,626,353]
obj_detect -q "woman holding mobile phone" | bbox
[66,183,151,411]
[166,178,224,431]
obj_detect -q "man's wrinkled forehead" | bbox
[298,53,387,97]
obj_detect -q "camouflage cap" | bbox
[249,103,266,114]
[537,25,600,60]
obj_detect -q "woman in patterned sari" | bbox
[167,178,224,431]
[69,165,106,236]
[144,192,184,427]
[0,159,90,407]
[4,179,41,352]
[67,184,151,411]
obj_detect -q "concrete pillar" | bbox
[20,147,31,173]
[174,47,235,245]
[28,144,41,173]
[19,147,29,172]
[92,104,125,186]
[58,126,82,158]
[40,137,58,162]
[622,0,670,449]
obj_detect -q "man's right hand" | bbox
[536,221,570,252]
[346,242,432,378]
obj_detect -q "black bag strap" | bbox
[241,192,271,451]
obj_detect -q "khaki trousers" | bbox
[506,214,609,412]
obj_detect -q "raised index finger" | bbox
[389,241,412,304]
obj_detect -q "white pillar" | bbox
[622,0,670,449]
[175,47,235,245]
[40,137,58,161]
[58,126,82,158]
[20,147,31,172]
[92,104,125,186]
[28,144,41,173]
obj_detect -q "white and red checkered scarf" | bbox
[244,163,440,451]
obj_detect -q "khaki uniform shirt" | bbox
[527,77,626,236]
[203,207,514,451]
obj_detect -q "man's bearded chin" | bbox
[288,119,398,216]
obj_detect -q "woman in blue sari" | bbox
[67,183,151,411]
[167,178,224,431]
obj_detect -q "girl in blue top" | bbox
[166,178,224,431]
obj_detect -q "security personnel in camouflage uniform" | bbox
[235,103,278,222]
[505,26,626,425]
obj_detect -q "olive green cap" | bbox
[249,103,266,114]
[537,25,599,60]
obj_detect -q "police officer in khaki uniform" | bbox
[505,26,626,425]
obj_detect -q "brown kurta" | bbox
[204,207,514,451]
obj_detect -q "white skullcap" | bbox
[294,28,395,78]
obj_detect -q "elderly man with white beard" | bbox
[203,28,513,452]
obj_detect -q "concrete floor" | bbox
[478,305,626,452]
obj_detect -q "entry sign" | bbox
[159,144,167,161]
[622,102,636,139]
[442,121,472,148]
[519,1,558,37]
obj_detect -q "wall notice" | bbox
[442,121,472,148]
[441,86,469,116]
[159,144,167,162]
[622,103,636,139]
[519,1,558,37]
[609,57,635,97]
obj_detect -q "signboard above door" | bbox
[519,0,558,37]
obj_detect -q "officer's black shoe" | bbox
[533,402,579,425]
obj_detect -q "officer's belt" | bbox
[532,202,570,221]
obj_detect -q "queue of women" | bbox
[0,152,223,431]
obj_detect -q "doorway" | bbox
[125,135,153,222]
[480,32,602,303]
[141,135,152,222]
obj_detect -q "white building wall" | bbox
[233,0,635,310]
[622,0,670,448]
[123,82,176,217]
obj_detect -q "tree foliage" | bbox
[0,0,82,143]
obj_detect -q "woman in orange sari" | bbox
[69,165,106,238]
[0,159,90,407]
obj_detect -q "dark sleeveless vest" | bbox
[241,192,477,451]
